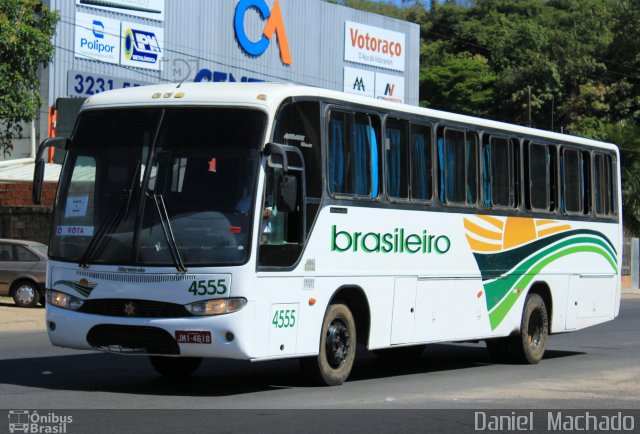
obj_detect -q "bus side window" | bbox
[582,150,592,215]
[328,110,380,199]
[410,123,432,201]
[528,142,550,212]
[258,151,305,268]
[594,152,614,217]
[562,147,583,214]
[272,100,321,234]
[385,118,409,199]
[482,136,520,209]
[439,127,478,206]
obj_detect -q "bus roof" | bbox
[82,82,618,152]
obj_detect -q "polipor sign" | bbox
[344,21,405,72]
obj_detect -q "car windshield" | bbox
[49,107,266,267]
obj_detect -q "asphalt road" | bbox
[1,295,639,432]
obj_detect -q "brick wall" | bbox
[0,181,57,244]
[0,181,57,207]
[0,207,53,244]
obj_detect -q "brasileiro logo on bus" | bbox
[331,225,451,254]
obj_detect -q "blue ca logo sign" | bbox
[233,0,292,65]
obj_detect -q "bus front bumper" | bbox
[45,302,255,359]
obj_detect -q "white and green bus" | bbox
[33,82,621,385]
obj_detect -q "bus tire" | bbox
[373,344,426,359]
[149,356,202,378]
[300,303,356,386]
[513,293,549,364]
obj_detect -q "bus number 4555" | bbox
[188,279,227,296]
[272,309,296,328]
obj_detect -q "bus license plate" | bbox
[175,330,212,344]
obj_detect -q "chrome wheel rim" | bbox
[15,285,36,305]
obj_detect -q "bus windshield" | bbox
[50,107,266,267]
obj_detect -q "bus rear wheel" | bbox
[514,293,548,364]
[149,356,202,378]
[300,303,356,386]
[485,293,548,364]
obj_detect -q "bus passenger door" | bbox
[390,277,417,344]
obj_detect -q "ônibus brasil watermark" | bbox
[8,410,72,434]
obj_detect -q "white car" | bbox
[0,239,47,307]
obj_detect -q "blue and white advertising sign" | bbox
[120,21,164,70]
[74,12,120,64]
[375,72,404,104]
[343,67,374,98]
[75,0,164,22]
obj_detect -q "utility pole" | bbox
[551,95,555,132]
[527,85,532,127]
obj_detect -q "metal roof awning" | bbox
[0,161,62,182]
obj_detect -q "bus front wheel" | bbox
[149,356,202,378]
[300,303,356,386]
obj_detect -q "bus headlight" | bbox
[46,290,84,310]
[185,298,247,316]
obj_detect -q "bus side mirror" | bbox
[277,174,297,213]
[33,137,68,204]
[264,142,289,172]
[33,159,45,205]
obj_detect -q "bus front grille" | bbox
[78,299,191,318]
[87,325,180,355]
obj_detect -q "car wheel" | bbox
[11,280,40,308]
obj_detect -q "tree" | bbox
[420,52,496,115]
[0,0,57,156]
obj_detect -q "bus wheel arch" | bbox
[299,285,371,386]
[329,285,371,347]
[527,281,553,332]
[486,282,552,364]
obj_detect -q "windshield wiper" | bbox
[78,191,128,268]
[78,160,141,268]
[151,193,187,273]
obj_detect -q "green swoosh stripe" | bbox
[483,235,617,311]
[473,229,617,281]
[53,280,95,298]
[486,243,616,330]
